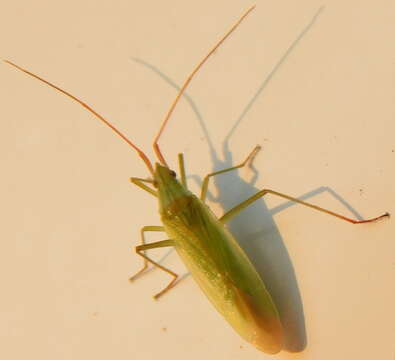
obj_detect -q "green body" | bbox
[156,164,283,354]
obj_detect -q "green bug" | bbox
[5,5,389,354]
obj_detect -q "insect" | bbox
[5,5,389,354]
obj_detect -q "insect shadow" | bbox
[130,7,370,352]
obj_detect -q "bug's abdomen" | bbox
[172,231,283,354]
[162,196,283,353]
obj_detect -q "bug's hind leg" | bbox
[200,145,261,202]
[131,239,178,300]
[220,189,389,224]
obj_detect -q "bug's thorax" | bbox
[154,163,192,217]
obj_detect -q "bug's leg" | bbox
[130,177,157,197]
[129,226,165,280]
[178,153,187,188]
[200,145,261,202]
[220,189,390,224]
[133,239,178,300]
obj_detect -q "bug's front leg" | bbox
[178,153,187,188]
[200,145,261,202]
[130,177,157,197]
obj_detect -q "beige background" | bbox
[1,1,394,359]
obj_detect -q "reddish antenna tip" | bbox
[4,59,154,176]
[152,5,256,167]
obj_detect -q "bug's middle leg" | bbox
[200,145,261,202]
[129,226,165,280]
[132,239,178,299]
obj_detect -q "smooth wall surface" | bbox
[1,1,394,359]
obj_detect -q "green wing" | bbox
[162,194,284,353]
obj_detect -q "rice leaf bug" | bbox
[4,5,389,354]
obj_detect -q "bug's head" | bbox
[154,163,190,216]
[153,163,177,188]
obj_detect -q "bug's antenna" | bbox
[4,59,155,176]
[153,5,256,167]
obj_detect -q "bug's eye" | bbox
[169,170,177,178]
